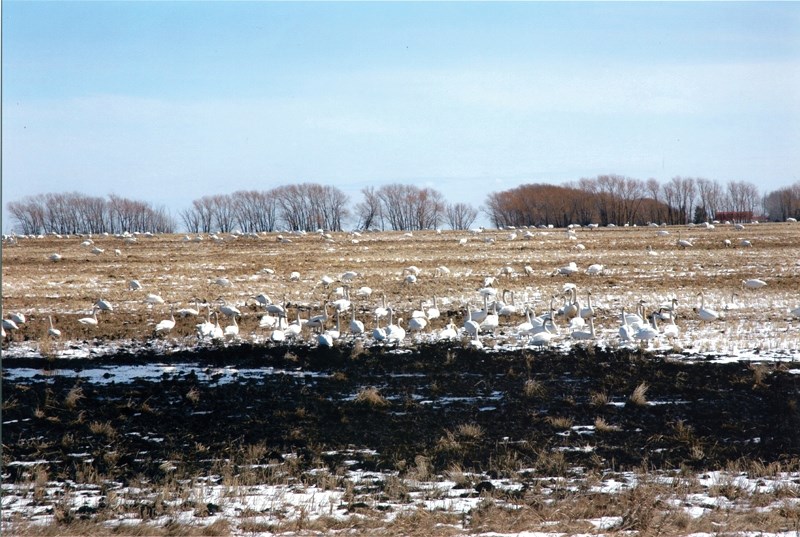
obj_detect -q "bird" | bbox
[660,309,680,339]
[49,253,62,262]
[3,318,20,332]
[349,307,365,336]
[305,302,330,331]
[374,294,389,321]
[742,279,767,290]
[129,279,143,291]
[480,301,500,334]
[696,292,720,321]
[270,315,287,342]
[618,307,633,343]
[78,308,99,326]
[289,271,301,281]
[210,313,225,341]
[570,318,595,341]
[95,299,114,312]
[677,232,693,249]
[214,277,233,287]
[47,316,61,338]
[634,314,660,344]
[372,314,387,342]
[407,314,428,334]
[385,308,405,343]
[586,264,604,275]
[251,293,272,309]
[196,309,215,339]
[90,246,104,255]
[579,291,595,320]
[498,290,518,317]
[318,310,341,346]
[463,305,481,338]
[426,296,441,321]
[438,319,458,341]
[154,306,176,335]
[145,293,166,305]
[176,300,201,318]
[218,299,241,318]
[9,312,26,325]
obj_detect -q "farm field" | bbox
[3,222,800,536]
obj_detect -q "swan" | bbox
[438,319,458,340]
[2,318,19,332]
[154,306,176,335]
[463,305,481,338]
[468,295,490,324]
[78,308,99,326]
[570,317,595,341]
[196,308,215,338]
[305,302,330,331]
[408,314,428,334]
[696,292,720,321]
[677,231,693,249]
[529,321,553,347]
[618,307,633,342]
[349,307,365,336]
[176,299,201,318]
[129,279,143,291]
[48,316,61,338]
[372,313,387,342]
[270,314,287,342]
[742,279,767,290]
[791,306,800,318]
[9,312,26,325]
[218,299,242,318]
[579,291,594,319]
[661,309,680,338]
[211,313,225,341]
[145,293,166,305]
[586,264,604,275]
[634,314,660,343]
[356,286,373,298]
[49,253,62,262]
[95,299,114,312]
[318,310,341,346]
[516,306,535,334]
[385,308,405,343]
[251,293,272,309]
[374,294,389,320]
[498,290,518,317]
[426,296,441,320]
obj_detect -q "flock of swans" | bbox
[2,222,799,358]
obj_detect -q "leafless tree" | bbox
[445,202,478,230]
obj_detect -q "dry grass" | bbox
[628,382,650,406]
[354,387,389,407]
[2,223,799,346]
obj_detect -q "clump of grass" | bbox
[89,420,117,440]
[523,379,545,398]
[749,363,769,388]
[349,340,366,359]
[628,382,649,406]
[589,391,610,406]
[354,387,389,407]
[64,386,85,409]
[186,387,200,405]
[456,423,484,440]
[594,416,619,432]
[545,415,573,430]
[284,351,299,362]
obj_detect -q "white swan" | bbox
[742,279,767,290]
[78,308,99,326]
[579,291,594,319]
[385,308,405,343]
[570,317,595,341]
[696,292,720,321]
[618,307,633,342]
[48,316,61,338]
[349,307,365,336]
[224,315,240,338]
[154,306,176,335]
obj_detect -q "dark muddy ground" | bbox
[3,344,800,489]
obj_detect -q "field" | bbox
[3,223,800,536]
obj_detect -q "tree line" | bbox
[8,177,800,235]
[7,192,175,235]
[485,175,784,228]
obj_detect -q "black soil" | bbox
[3,344,800,486]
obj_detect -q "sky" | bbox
[3,1,800,231]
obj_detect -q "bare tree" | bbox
[445,202,478,230]
[354,186,383,230]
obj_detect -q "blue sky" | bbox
[3,1,799,231]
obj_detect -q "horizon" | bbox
[3,1,799,232]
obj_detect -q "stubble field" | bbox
[3,223,800,536]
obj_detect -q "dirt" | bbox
[4,343,800,488]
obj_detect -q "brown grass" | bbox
[2,224,799,346]
[354,387,389,407]
[628,382,650,406]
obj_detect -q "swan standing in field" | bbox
[270,314,287,342]
[618,307,633,342]
[586,264,604,276]
[480,300,500,334]
[176,299,201,318]
[634,314,660,344]
[579,291,595,320]
[374,294,389,321]
[742,279,767,290]
[318,310,341,347]
[408,311,428,334]
[660,309,680,339]
[218,298,242,318]
[154,306,176,335]
[677,231,693,249]
[9,312,26,325]
[696,292,720,321]
[129,279,143,291]
[305,302,330,331]
[48,316,61,338]
[49,253,62,262]
[211,313,225,341]
[426,296,441,321]
[385,308,405,343]
[196,308,215,339]
[349,307,365,336]
[372,314,387,342]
